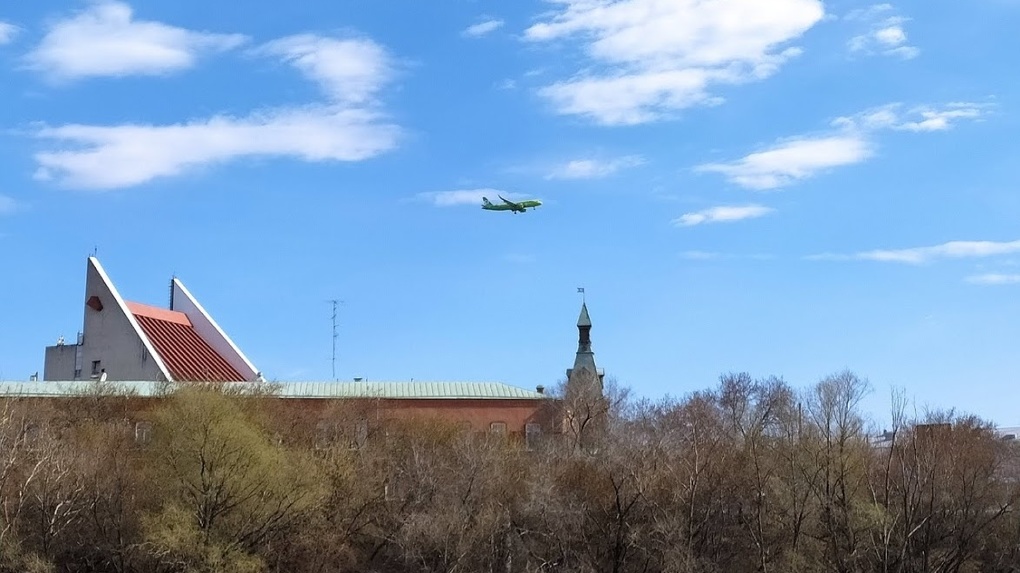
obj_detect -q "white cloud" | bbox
[524,0,825,125]
[895,103,990,132]
[417,189,526,207]
[702,101,988,190]
[673,202,775,225]
[833,102,991,132]
[697,135,872,190]
[814,240,1020,265]
[0,195,17,214]
[545,155,644,179]
[846,6,918,59]
[34,107,400,189]
[673,204,774,226]
[0,21,18,45]
[844,4,894,21]
[966,273,1020,285]
[464,18,504,37]
[25,1,246,80]
[33,33,401,189]
[257,35,394,105]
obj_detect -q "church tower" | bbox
[563,301,607,449]
[566,302,604,392]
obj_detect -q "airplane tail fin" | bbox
[482,197,493,206]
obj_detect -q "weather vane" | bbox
[577,287,585,303]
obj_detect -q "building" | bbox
[565,301,604,395]
[561,301,609,447]
[44,257,258,382]
[30,257,607,439]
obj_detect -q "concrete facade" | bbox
[44,257,169,382]
[43,257,256,383]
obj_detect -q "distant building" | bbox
[43,257,258,382]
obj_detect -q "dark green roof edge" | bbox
[0,380,550,400]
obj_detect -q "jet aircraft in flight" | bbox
[481,195,543,214]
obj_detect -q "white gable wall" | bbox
[171,278,258,380]
[70,258,171,382]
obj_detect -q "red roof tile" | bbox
[126,301,191,325]
[128,301,244,382]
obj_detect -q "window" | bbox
[314,421,331,450]
[22,424,41,450]
[526,423,542,450]
[91,360,101,376]
[489,421,507,435]
[134,421,152,445]
[354,419,369,449]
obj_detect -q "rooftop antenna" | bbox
[327,299,344,381]
[168,271,176,309]
[91,246,98,258]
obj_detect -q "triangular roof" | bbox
[85,257,254,383]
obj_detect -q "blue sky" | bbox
[2,0,1020,427]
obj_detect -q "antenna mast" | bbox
[328,299,344,380]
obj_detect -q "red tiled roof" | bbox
[126,302,190,325]
[127,301,245,382]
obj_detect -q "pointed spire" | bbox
[577,302,591,327]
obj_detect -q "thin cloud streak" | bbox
[34,107,401,189]
[966,273,1020,285]
[463,19,504,37]
[700,101,989,189]
[545,155,644,180]
[697,136,872,190]
[810,240,1020,265]
[417,189,525,207]
[673,204,774,226]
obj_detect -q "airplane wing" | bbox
[498,195,522,208]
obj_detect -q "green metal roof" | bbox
[577,302,592,327]
[0,380,549,400]
[280,381,547,399]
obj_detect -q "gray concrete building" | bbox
[44,257,259,383]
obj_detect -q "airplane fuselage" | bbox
[481,196,543,213]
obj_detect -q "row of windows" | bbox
[126,418,542,448]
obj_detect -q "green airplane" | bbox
[481,195,543,214]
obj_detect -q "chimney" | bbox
[536,385,545,394]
